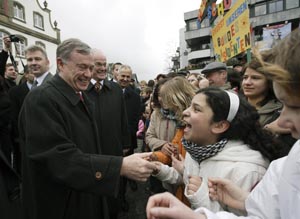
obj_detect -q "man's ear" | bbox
[221,70,227,80]
[211,120,230,134]
[56,58,64,71]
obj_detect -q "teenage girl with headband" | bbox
[153,87,283,214]
[147,28,300,219]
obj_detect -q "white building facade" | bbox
[0,0,60,73]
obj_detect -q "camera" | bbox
[9,35,20,43]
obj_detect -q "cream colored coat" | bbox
[145,110,177,151]
[155,140,269,214]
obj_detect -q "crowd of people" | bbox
[0,29,299,219]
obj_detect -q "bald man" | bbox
[86,49,131,217]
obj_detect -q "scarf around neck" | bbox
[182,138,228,163]
[160,108,177,121]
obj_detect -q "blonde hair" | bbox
[160,76,196,120]
[139,80,147,86]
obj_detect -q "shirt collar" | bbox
[35,72,49,86]
[91,78,104,86]
[26,81,32,90]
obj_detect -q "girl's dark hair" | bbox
[152,78,168,109]
[197,87,288,161]
[242,57,277,107]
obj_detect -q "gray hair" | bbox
[118,64,132,75]
[25,45,48,59]
[56,38,91,62]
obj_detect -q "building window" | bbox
[269,0,283,13]
[13,2,25,21]
[15,37,26,57]
[255,4,267,16]
[35,41,46,49]
[33,12,44,29]
[187,19,199,31]
[201,43,210,50]
[286,0,299,9]
[201,18,210,28]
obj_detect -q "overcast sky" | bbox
[44,0,199,81]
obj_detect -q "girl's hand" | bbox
[187,176,202,195]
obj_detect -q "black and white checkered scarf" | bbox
[182,138,228,163]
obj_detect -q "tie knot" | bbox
[94,81,102,92]
[31,80,38,90]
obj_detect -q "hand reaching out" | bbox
[161,143,176,157]
[146,192,206,219]
[187,176,202,195]
[171,154,184,175]
[151,161,162,175]
[208,177,249,211]
[120,152,156,181]
[3,36,11,52]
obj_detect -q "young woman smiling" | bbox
[242,58,281,127]
[242,57,295,150]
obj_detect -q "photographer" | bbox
[0,36,17,92]
[0,36,21,219]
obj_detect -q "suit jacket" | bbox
[19,74,122,219]
[8,73,53,145]
[8,72,53,117]
[8,82,29,120]
[41,72,53,84]
[123,86,141,149]
[86,79,130,155]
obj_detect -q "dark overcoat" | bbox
[86,79,130,156]
[19,74,122,219]
[123,86,141,150]
[0,92,21,219]
[0,150,21,219]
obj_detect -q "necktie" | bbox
[94,81,102,93]
[77,92,84,102]
[77,92,89,113]
[31,80,38,90]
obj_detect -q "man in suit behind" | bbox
[117,65,141,155]
[9,45,53,118]
[117,65,141,203]
[24,45,53,88]
[86,49,130,217]
[111,62,122,83]
[9,45,52,174]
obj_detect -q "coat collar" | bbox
[50,74,81,106]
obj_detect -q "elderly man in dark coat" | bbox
[86,49,131,217]
[19,38,156,219]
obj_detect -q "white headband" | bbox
[225,91,240,122]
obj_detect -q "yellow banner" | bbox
[212,0,251,62]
